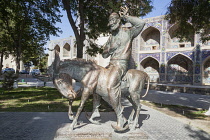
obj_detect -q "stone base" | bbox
[54,114,149,140]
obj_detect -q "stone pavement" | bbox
[142,89,210,110]
[1,103,210,140]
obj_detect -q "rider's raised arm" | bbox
[124,15,145,39]
[119,6,145,38]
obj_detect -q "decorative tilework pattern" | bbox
[162,36,165,46]
[166,51,194,61]
[139,53,160,62]
[145,21,162,30]
[194,75,201,83]
[195,45,201,62]
[161,52,165,63]
[202,50,210,61]
[160,64,165,73]
[159,74,165,81]
[195,64,201,74]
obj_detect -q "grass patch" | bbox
[0,87,112,112]
[141,101,208,120]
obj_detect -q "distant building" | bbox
[47,36,110,68]
[48,16,210,86]
[131,15,210,85]
[1,54,24,72]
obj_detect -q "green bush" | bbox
[2,72,19,90]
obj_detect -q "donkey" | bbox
[50,50,149,131]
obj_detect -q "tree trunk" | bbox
[16,55,20,73]
[62,0,85,58]
[77,39,84,58]
[14,42,21,73]
[77,0,85,58]
[0,52,4,74]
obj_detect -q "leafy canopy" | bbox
[165,0,210,43]
[62,0,153,57]
[0,0,62,70]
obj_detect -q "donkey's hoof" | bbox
[111,123,129,132]
[88,118,101,125]
[69,115,74,121]
[86,112,101,125]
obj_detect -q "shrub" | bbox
[2,72,19,90]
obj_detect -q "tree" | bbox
[0,0,62,72]
[61,0,153,58]
[165,0,210,43]
[0,19,13,73]
[38,54,49,72]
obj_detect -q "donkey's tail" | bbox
[142,76,150,98]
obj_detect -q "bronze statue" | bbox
[101,6,145,131]
[50,6,149,132]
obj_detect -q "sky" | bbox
[46,0,171,49]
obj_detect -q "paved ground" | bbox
[1,104,210,140]
[142,90,210,110]
[1,77,210,139]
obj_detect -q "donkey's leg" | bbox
[68,99,74,120]
[70,70,99,130]
[129,91,141,131]
[125,96,137,125]
[91,93,101,118]
[70,87,91,130]
[87,93,101,124]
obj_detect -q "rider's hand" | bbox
[119,6,129,17]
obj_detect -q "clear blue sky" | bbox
[46,0,171,49]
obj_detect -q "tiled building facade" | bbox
[48,16,210,86]
[132,16,210,85]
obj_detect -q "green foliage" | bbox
[165,0,210,43]
[85,40,104,57]
[62,0,153,57]
[0,0,62,71]
[2,72,18,90]
[38,54,49,70]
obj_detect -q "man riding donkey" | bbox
[102,6,145,130]
[50,5,146,132]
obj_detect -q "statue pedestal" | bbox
[54,113,149,140]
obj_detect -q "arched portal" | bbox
[167,54,193,84]
[141,57,159,82]
[203,57,210,85]
[141,27,160,51]
[63,43,70,57]
[168,24,194,49]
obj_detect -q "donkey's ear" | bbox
[53,50,60,73]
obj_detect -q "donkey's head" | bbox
[50,50,78,100]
